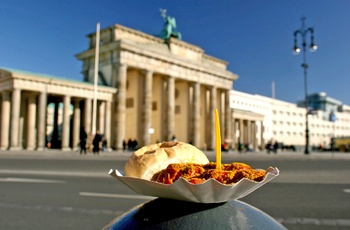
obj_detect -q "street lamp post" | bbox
[293,17,318,154]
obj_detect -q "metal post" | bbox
[92,23,100,136]
[293,17,317,155]
[302,42,310,154]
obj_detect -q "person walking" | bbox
[92,131,102,154]
[79,127,87,154]
[122,140,127,151]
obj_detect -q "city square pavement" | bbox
[1,146,349,230]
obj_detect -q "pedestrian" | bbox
[93,131,102,154]
[266,141,272,154]
[101,136,107,152]
[238,141,243,153]
[127,138,132,151]
[122,140,126,151]
[79,127,87,154]
[133,139,138,150]
[273,141,278,154]
[172,135,177,141]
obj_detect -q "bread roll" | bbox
[124,141,209,180]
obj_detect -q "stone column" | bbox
[10,88,21,150]
[105,100,112,149]
[19,101,25,150]
[99,101,106,134]
[26,94,36,150]
[232,119,237,149]
[246,120,251,146]
[61,95,71,151]
[84,98,92,135]
[84,98,92,152]
[260,121,265,150]
[116,64,127,149]
[252,121,257,150]
[72,100,81,151]
[239,119,244,144]
[0,91,10,150]
[224,90,231,142]
[37,91,47,150]
[209,86,217,150]
[192,82,200,147]
[167,76,175,141]
[110,99,117,149]
[250,121,254,150]
[143,70,153,146]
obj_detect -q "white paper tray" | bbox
[109,167,279,203]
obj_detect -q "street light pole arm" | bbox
[293,30,301,37]
[307,27,314,34]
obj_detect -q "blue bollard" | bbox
[103,198,287,230]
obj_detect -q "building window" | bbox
[126,98,133,108]
[152,102,157,111]
[175,105,181,114]
[175,89,179,99]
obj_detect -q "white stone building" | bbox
[230,91,350,151]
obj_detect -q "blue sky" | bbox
[1,0,350,105]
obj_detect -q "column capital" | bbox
[143,69,153,74]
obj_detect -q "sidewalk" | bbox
[0,148,132,159]
[0,148,349,160]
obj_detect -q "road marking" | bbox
[1,169,350,184]
[0,177,65,183]
[343,189,350,193]
[0,169,107,178]
[277,217,350,227]
[0,202,123,216]
[79,192,155,200]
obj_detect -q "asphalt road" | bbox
[0,150,349,230]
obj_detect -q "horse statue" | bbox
[160,9,182,40]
